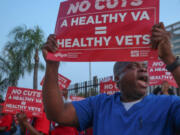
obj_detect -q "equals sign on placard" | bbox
[95,26,107,35]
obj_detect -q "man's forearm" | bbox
[163,56,180,88]
[22,121,42,135]
[42,62,64,121]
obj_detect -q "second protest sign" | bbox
[3,87,43,117]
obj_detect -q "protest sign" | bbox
[3,87,43,117]
[70,95,84,101]
[100,80,119,95]
[100,76,113,83]
[47,0,159,61]
[148,60,177,88]
[40,73,71,90]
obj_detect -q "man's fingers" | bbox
[48,35,57,45]
[152,31,163,36]
[151,37,163,49]
[48,37,58,49]
[43,43,51,52]
[159,22,165,30]
[43,34,58,53]
[47,34,56,41]
[44,42,57,53]
[152,31,171,40]
[152,22,165,30]
[151,37,163,41]
[151,22,171,50]
[152,27,165,33]
[152,23,161,29]
[151,42,158,49]
[150,38,158,49]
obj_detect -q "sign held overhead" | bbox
[47,0,159,61]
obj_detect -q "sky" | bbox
[0,0,180,90]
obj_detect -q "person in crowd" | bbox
[42,22,180,134]
[62,88,71,103]
[153,80,175,95]
[12,116,21,135]
[0,100,13,135]
[16,111,50,135]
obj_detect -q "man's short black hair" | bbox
[113,62,131,76]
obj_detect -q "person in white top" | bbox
[62,88,72,103]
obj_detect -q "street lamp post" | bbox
[89,62,92,81]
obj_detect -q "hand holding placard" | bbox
[16,112,27,125]
[151,22,175,65]
[42,34,60,64]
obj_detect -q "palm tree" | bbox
[22,26,45,89]
[0,48,26,95]
[4,25,45,90]
[0,74,9,96]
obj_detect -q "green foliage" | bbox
[0,25,45,94]
[5,25,45,74]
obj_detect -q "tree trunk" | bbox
[33,49,39,90]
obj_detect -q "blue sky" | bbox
[0,0,180,90]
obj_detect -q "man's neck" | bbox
[162,91,169,95]
[120,94,145,102]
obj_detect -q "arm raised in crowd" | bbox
[17,113,42,135]
[42,35,79,127]
[0,127,7,132]
[151,22,180,87]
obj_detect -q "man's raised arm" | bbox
[151,22,180,87]
[42,34,79,127]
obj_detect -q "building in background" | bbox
[166,21,180,56]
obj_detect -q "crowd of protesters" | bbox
[153,80,175,95]
[0,90,92,135]
[41,22,180,135]
[0,80,179,135]
[0,99,13,135]
[1,22,180,134]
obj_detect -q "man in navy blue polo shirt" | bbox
[42,22,180,134]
